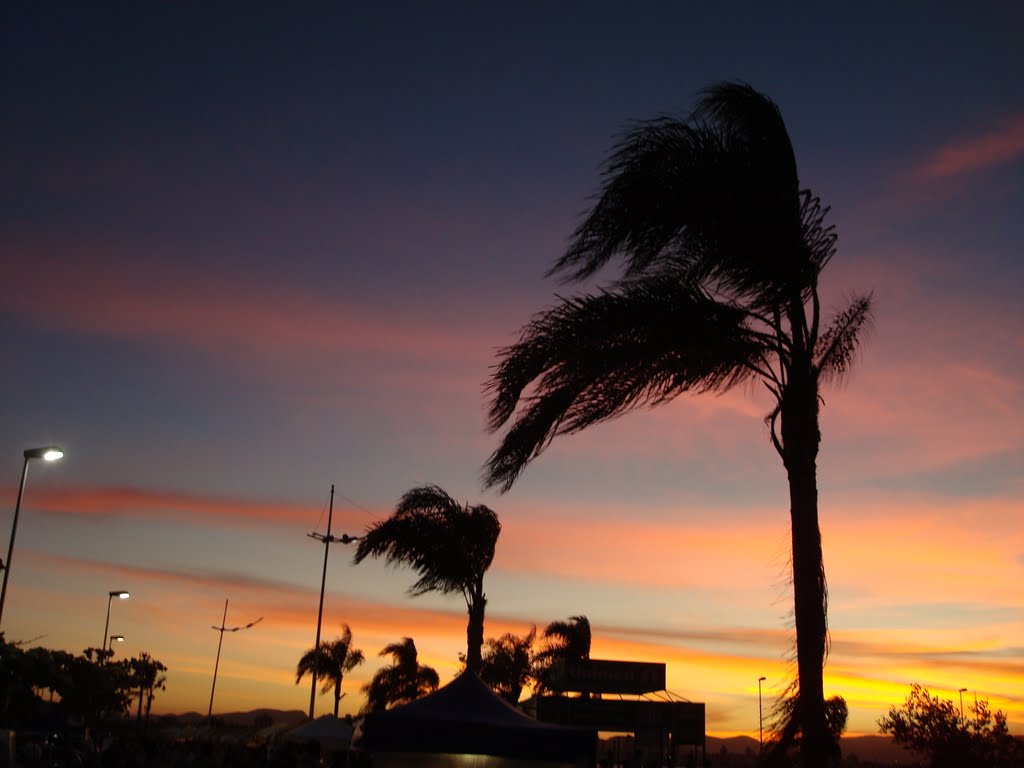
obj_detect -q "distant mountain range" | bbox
[159,709,307,728]
[705,734,913,764]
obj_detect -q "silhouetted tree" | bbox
[360,637,439,713]
[533,615,591,696]
[879,684,1023,768]
[296,624,365,716]
[353,485,501,673]
[128,652,168,736]
[483,82,872,768]
[62,647,132,726]
[462,626,536,704]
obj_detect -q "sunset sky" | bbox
[1,3,1022,737]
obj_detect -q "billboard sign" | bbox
[548,659,666,694]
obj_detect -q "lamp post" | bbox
[306,484,359,719]
[758,676,767,750]
[958,687,967,723]
[0,446,64,629]
[207,599,262,723]
[108,635,125,655]
[103,590,130,650]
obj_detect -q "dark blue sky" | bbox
[1,2,1022,732]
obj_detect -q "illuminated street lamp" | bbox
[108,635,125,655]
[758,676,767,750]
[103,591,130,650]
[0,446,64,629]
[959,687,967,723]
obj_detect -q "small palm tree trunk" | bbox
[334,681,341,718]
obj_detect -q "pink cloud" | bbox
[0,247,497,372]
[20,485,380,530]
[912,114,1024,180]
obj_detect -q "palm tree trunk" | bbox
[334,680,341,717]
[465,586,486,674]
[782,365,829,768]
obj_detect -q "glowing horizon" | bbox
[1,2,1021,744]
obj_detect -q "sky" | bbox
[1,2,1022,738]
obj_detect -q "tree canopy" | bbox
[879,684,1022,768]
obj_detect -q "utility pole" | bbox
[758,676,766,751]
[207,599,262,724]
[307,484,358,719]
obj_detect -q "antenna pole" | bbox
[207,598,262,724]
[306,485,360,719]
[309,485,334,718]
[208,599,229,722]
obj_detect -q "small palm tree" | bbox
[483,83,872,768]
[473,626,536,704]
[532,615,591,696]
[353,484,501,674]
[360,637,439,713]
[296,624,365,717]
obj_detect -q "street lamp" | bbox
[306,484,359,719]
[103,590,130,650]
[758,676,767,750]
[108,635,125,655]
[0,446,64,629]
[959,688,967,723]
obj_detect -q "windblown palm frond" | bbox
[552,83,829,314]
[484,275,769,491]
[814,295,873,385]
[353,485,499,597]
[536,615,591,662]
[360,637,438,713]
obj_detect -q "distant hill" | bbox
[160,709,307,728]
[703,734,915,764]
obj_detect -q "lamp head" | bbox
[759,676,766,681]
[24,446,64,461]
[110,590,130,599]
[959,687,968,692]
[110,635,125,643]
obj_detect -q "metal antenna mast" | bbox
[207,598,262,723]
[307,484,359,719]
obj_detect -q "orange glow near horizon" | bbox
[2,10,1021,747]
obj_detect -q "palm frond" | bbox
[814,294,873,385]
[354,485,500,597]
[550,81,821,314]
[484,274,767,490]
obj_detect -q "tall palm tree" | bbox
[532,615,591,696]
[360,637,439,713]
[483,82,872,768]
[296,624,365,717]
[353,484,501,674]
